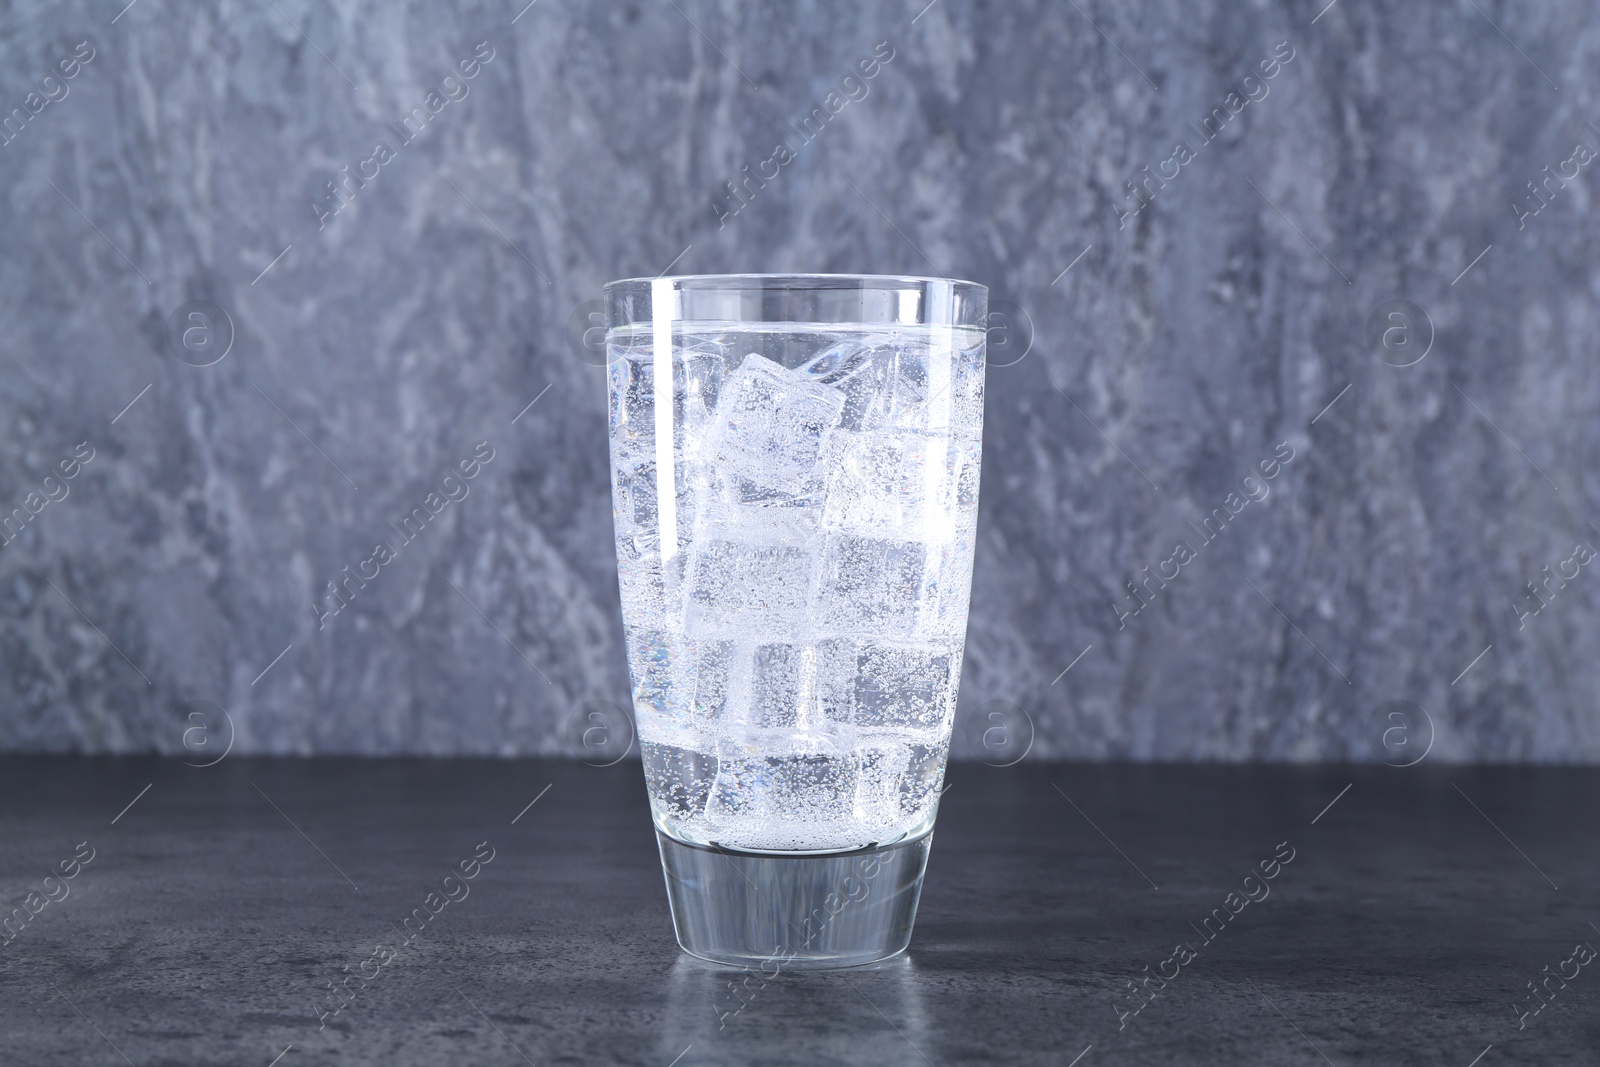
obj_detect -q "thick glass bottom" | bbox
[655,830,932,970]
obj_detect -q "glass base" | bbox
[655,830,932,970]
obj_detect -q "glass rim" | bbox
[603,273,988,330]
[602,272,987,295]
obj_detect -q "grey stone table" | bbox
[0,757,1594,1065]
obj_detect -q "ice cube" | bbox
[704,729,856,828]
[821,431,930,533]
[724,640,855,730]
[746,643,804,728]
[625,625,694,745]
[642,739,716,823]
[840,346,930,433]
[612,459,660,533]
[612,450,693,623]
[692,393,828,531]
[797,336,885,385]
[609,342,727,460]
[707,354,845,494]
[948,436,982,514]
[884,350,930,431]
[949,337,985,439]
[613,432,707,575]
[683,525,815,640]
[814,533,927,638]
[854,742,911,826]
[626,624,687,694]
[852,641,960,732]
[916,538,975,641]
[691,638,734,722]
[812,637,857,724]
[628,631,741,755]
[609,353,656,451]
[614,534,669,627]
[680,342,727,456]
[697,466,826,532]
[899,741,947,819]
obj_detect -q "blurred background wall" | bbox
[1,0,1596,760]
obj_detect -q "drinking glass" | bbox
[603,274,986,967]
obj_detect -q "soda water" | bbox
[607,322,984,852]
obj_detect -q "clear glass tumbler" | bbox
[603,274,986,967]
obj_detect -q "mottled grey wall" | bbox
[1,0,1596,760]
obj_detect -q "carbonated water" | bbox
[607,322,984,852]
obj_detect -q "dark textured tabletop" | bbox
[0,757,1595,1065]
